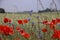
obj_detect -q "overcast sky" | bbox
[0,0,60,12]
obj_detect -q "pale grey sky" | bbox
[0,0,60,12]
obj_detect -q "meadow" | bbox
[0,12,60,40]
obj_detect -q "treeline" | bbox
[38,8,57,13]
[0,8,59,13]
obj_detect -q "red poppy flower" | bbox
[3,18,9,23]
[19,29,30,39]
[8,19,11,23]
[52,33,58,39]
[43,20,48,24]
[9,29,14,35]
[2,25,10,36]
[18,20,23,24]
[16,26,21,31]
[51,19,57,24]
[56,18,60,23]
[20,31,26,36]
[42,28,47,33]
[23,33,30,39]
[23,19,28,23]
[50,22,55,29]
[19,29,26,34]
[8,27,14,35]
[43,20,49,25]
[1,25,14,36]
[52,30,60,39]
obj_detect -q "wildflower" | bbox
[18,20,23,24]
[19,29,26,34]
[56,18,60,23]
[31,22,35,25]
[2,25,9,36]
[50,22,55,29]
[23,33,30,39]
[42,28,47,33]
[43,20,49,25]
[20,30,30,38]
[57,23,60,26]
[1,25,14,36]
[19,29,30,39]
[16,26,21,31]
[27,18,31,21]
[57,24,60,29]
[9,27,14,35]
[50,18,60,30]
[3,18,9,23]
[52,30,60,39]
[51,19,57,24]
[31,22,35,27]
[36,34,43,39]
[8,19,11,23]
[23,19,28,23]
[3,18,12,23]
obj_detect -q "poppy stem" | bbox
[26,38,29,40]
[43,33,46,40]
[57,39,60,40]
[3,35,8,40]
[44,16,51,40]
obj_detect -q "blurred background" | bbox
[0,0,60,13]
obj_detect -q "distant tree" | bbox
[38,8,52,13]
[0,8,5,13]
[38,10,42,13]
[44,8,51,12]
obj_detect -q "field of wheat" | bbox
[0,12,60,40]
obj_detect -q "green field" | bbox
[0,12,60,22]
[0,12,60,40]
